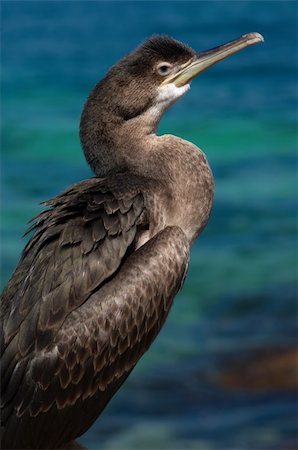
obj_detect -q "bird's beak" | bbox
[162,32,264,87]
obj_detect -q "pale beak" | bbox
[162,32,264,87]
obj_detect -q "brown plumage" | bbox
[0,33,263,449]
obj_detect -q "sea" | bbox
[1,1,297,449]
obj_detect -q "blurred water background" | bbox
[1,1,297,449]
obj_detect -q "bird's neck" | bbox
[80,102,214,242]
[80,99,165,177]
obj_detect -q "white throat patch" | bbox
[144,83,190,123]
[156,83,190,106]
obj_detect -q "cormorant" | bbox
[1,32,264,449]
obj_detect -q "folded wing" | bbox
[1,175,189,449]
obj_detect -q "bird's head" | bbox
[103,36,197,119]
[80,33,263,175]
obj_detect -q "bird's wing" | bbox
[1,176,146,356]
[1,176,189,449]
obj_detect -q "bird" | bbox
[0,32,264,449]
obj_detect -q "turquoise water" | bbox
[1,2,297,449]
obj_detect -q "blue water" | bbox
[1,1,297,449]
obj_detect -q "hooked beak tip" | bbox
[243,32,265,43]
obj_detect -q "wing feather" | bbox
[1,174,189,450]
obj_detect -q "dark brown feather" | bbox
[1,174,189,449]
[1,186,189,449]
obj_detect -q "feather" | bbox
[1,175,190,450]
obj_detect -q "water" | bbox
[1,2,297,449]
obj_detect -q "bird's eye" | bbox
[156,63,172,76]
